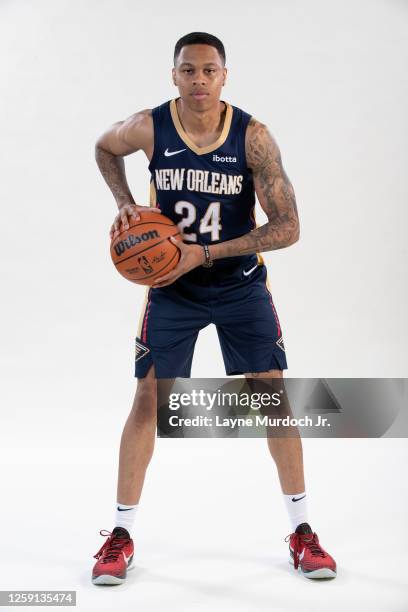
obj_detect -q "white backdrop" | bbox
[0,1,407,611]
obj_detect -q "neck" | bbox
[176,97,226,135]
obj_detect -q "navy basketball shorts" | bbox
[134,254,288,379]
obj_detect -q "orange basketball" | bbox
[110,210,181,285]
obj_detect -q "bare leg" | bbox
[116,365,157,505]
[267,437,305,494]
[244,370,305,494]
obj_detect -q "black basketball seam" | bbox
[112,232,181,265]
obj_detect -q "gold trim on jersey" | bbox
[170,98,233,156]
[149,180,157,207]
[257,252,264,265]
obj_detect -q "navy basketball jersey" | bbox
[148,98,257,252]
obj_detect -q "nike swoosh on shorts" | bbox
[243,264,258,277]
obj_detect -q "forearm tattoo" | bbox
[211,118,299,259]
[95,146,134,208]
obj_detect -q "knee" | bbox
[131,367,157,418]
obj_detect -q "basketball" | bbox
[110,210,181,285]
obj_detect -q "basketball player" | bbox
[92,32,336,584]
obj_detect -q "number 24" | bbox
[174,200,222,242]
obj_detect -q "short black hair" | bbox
[174,32,226,66]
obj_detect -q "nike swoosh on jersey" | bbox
[164,147,187,157]
[243,264,258,277]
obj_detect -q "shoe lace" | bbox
[93,529,130,564]
[284,532,326,569]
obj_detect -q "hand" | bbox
[152,237,206,288]
[109,203,162,240]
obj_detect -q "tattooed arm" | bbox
[95,110,161,238]
[95,110,153,206]
[208,118,300,259]
[152,118,299,287]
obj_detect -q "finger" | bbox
[153,278,176,288]
[110,215,122,239]
[126,206,140,221]
[134,205,162,215]
[170,236,183,248]
[153,275,171,285]
[153,271,178,286]
[120,212,130,230]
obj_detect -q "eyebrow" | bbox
[179,62,218,68]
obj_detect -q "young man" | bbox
[92,32,336,585]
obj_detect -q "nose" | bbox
[192,70,207,85]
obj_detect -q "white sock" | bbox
[115,502,139,536]
[283,492,308,532]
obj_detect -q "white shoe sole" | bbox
[92,574,126,585]
[289,556,337,579]
[92,559,133,585]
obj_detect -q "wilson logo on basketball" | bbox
[113,230,160,257]
[110,210,181,286]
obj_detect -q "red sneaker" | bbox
[92,527,134,585]
[285,522,337,579]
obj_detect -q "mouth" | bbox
[191,92,209,100]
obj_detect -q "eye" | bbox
[183,69,193,74]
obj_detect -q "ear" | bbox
[172,67,177,86]
[222,66,227,87]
